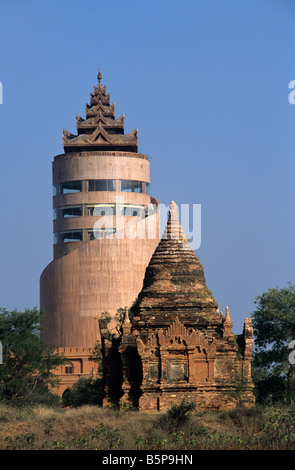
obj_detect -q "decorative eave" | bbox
[90,85,111,106]
[62,126,138,151]
[76,112,125,131]
[136,316,217,355]
[85,101,115,119]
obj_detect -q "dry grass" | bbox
[0,404,294,450]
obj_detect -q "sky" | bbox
[0,0,294,333]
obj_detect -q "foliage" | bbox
[87,423,121,449]
[62,377,104,407]
[89,341,103,365]
[100,307,129,336]
[260,406,295,447]
[0,307,65,406]
[157,399,196,431]
[251,283,295,403]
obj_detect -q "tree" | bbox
[99,307,129,337]
[251,283,295,403]
[62,377,104,407]
[0,307,66,405]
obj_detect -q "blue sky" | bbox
[0,0,294,333]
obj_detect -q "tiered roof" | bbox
[131,201,224,334]
[63,69,138,153]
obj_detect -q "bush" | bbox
[157,399,196,431]
[261,406,295,447]
[62,377,104,407]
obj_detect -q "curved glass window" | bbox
[54,179,149,195]
[54,230,83,243]
[88,228,116,240]
[61,205,83,218]
[87,204,115,216]
[53,206,82,219]
[88,179,115,192]
[120,204,145,218]
[60,181,82,194]
[120,180,143,193]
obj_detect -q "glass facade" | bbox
[60,181,82,194]
[87,204,116,216]
[88,228,116,240]
[54,230,83,243]
[53,179,150,196]
[54,203,146,222]
[88,179,115,191]
[53,206,82,220]
[120,180,143,193]
[53,179,150,243]
[119,204,145,217]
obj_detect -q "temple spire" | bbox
[162,201,187,242]
[225,306,232,323]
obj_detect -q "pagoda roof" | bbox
[63,126,138,149]
[76,112,125,132]
[85,101,116,119]
[90,84,111,106]
[63,69,138,153]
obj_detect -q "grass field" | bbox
[0,403,294,450]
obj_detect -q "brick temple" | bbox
[99,201,255,411]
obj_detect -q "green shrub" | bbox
[157,399,196,431]
[62,377,103,407]
[261,406,295,448]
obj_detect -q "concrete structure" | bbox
[40,70,160,395]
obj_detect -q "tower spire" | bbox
[62,68,138,153]
[97,68,102,85]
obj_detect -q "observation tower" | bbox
[40,70,160,394]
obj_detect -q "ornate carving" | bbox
[157,316,216,355]
[136,333,158,356]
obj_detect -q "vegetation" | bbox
[0,402,295,450]
[100,306,129,336]
[0,308,66,406]
[157,399,196,431]
[62,377,104,408]
[251,283,295,404]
